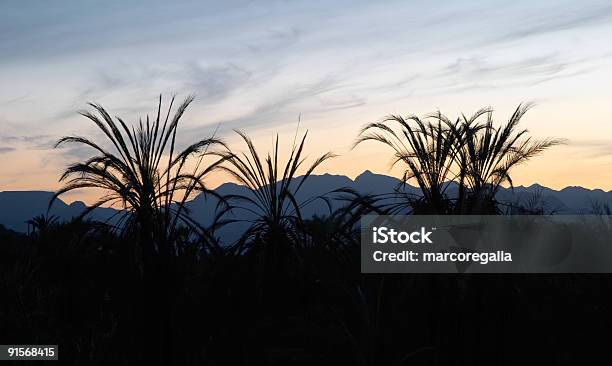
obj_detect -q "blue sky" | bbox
[1,0,612,197]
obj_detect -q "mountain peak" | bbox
[355,170,376,180]
[561,185,589,192]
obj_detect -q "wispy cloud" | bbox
[0,134,56,150]
[88,62,252,101]
[424,53,581,93]
[567,139,612,158]
[242,27,301,54]
[0,93,30,105]
[183,74,350,137]
[492,3,612,44]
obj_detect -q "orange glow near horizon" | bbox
[3,101,612,207]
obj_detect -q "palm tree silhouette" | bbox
[354,112,461,214]
[52,95,225,365]
[355,104,563,214]
[26,214,58,236]
[459,103,565,212]
[52,95,225,256]
[216,130,335,304]
[217,130,335,249]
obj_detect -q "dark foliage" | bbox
[2,219,609,365]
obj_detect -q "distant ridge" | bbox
[2,171,612,233]
[0,191,117,232]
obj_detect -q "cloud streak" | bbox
[493,3,612,44]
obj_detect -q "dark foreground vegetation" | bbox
[1,96,608,365]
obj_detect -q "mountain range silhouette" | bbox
[1,170,610,235]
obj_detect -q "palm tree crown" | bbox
[217,130,335,248]
[53,95,225,254]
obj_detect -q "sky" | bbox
[1,0,612,203]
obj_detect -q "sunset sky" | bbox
[2,0,612,203]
